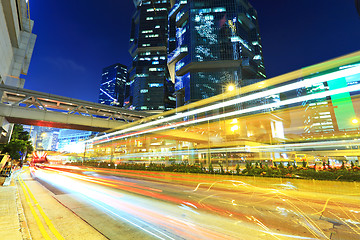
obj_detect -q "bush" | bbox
[66,160,360,182]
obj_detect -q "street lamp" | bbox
[352,118,359,124]
[227,84,235,92]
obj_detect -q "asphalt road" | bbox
[23,165,360,240]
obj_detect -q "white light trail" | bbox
[95,81,360,144]
[92,65,360,143]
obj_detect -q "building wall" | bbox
[0,0,36,143]
[0,0,36,88]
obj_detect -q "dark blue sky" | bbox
[25,0,360,103]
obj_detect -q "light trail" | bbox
[32,168,248,239]
[30,166,360,239]
[94,80,360,144]
[93,65,360,141]
[91,64,360,144]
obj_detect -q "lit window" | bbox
[253,55,262,60]
[148,83,163,87]
[145,34,159,38]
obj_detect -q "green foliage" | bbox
[0,124,33,160]
[279,162,284,169]
[66,159,360,182]
[219,162,224,174]
[351,161,355,168]
[209,163,214,174]
[302,160,307,168]
[341,161,345,169]
[236,164,240,175]
[245,161,251,170]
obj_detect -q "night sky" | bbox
[25,0,360,103]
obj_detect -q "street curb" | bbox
[3,176,11,186]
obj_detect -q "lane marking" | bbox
[19,172,66,240]
[18,174,52,240]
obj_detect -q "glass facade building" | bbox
[127,0,175,111]
[99,64,128,107]
[58,129,95,153]
[168,0,266,106]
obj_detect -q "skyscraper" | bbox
[98,64,128,107]
[168,0,266,106]
[128,0,175,111]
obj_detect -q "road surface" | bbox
[17,165,360,240]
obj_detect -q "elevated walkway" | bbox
[0,85,151,132]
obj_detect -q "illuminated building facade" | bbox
[302,63,360,135]
[168,0,266,106]
[24,126,59,151]
[127,0,175,111]
[98,64,128,107]
[58,129,95,153]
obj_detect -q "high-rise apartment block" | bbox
[167,0,266,106]
[99,64,128,107]
[128,0,175,111]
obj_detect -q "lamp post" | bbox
[221,84,236,172]
[351,117,359,166]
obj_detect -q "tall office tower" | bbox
[168,0,266,106]
[0,0,36,143]
[128,0,175,112]
[98,64,128,107]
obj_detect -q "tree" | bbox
[0,124,33,162]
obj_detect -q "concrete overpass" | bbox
[0,84,151,132]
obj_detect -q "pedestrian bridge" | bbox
[0,84,151,132]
